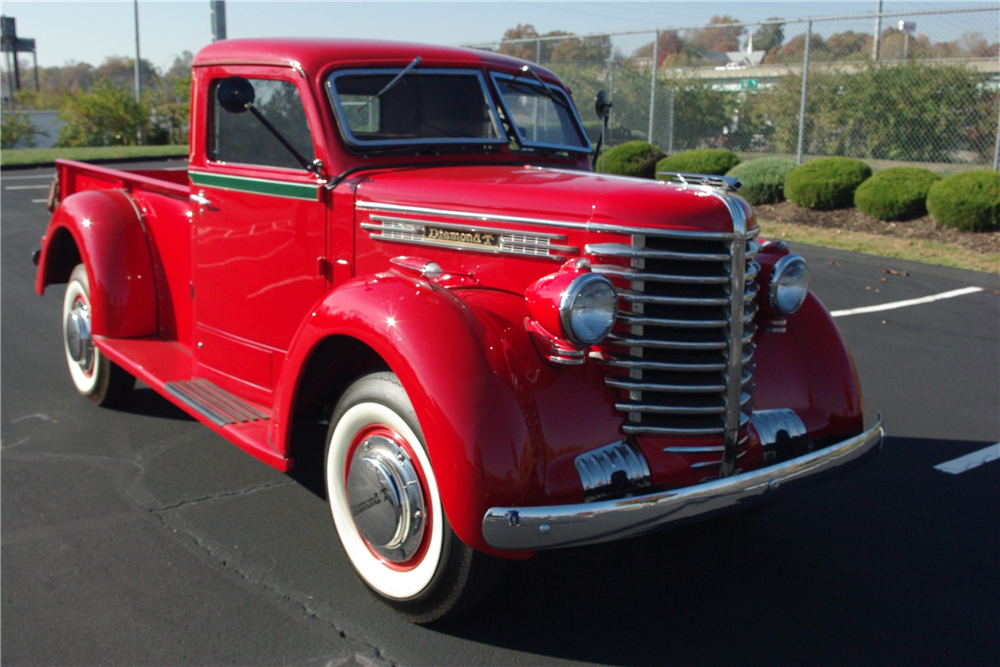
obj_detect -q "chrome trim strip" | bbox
[589,353,727,373]
[623,424,726,436]
[587,243,730,262]
[616,314,728,329]
[368,214,567,240]
[482,416,884,550]
[591,265,731,285]
[366,231,567,261]
[664,445,725,454]
[607,379,725,393]
[616,403,725,415]
[606,336,728,351]
[619,293,730,307]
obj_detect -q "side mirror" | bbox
[216,76,255,114]
[595,90,612,120]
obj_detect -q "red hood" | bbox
[354,165,751,235]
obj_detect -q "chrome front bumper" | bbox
[482,415,883,550]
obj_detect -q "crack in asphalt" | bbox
[153,479,294,511]
[147,508,399,667]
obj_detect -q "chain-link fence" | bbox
[468,5,1000,170]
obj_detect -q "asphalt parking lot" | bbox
[3,162,998,666]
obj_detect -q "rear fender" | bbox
[273,273,536,556]
[36,190,157,338]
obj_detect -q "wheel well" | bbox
[286,336,388,490]
[43,227,82,286]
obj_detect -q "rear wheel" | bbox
[325,371,503,623]
[63,264,134,407]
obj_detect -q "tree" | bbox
[550,34,612,63]
[148,51,193,145]
[824,31,870,60]
[498,24,540,61]
[753,19,784,53]
[689,15,745,54]
[57,81,149,147]
[92,55,158,92]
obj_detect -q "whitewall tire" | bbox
[325,372,504,623]
[62,264,134,406]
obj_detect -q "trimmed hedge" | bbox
[854,167,941,221]
[655,148,740,177]
[600,141,665,179]
[725,157,797,205]
[926,170,1000,232]
[784,157,872,210]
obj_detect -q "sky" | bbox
[1,1,996,73]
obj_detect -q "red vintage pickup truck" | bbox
[34,38,882,622]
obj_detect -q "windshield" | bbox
[491,72,591,154]
[328,69,506,149]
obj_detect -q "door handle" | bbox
[189,191,213,207]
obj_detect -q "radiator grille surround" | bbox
[588,188,760,477]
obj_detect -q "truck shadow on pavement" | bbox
[429,435,998,666]
[114,387,195,422]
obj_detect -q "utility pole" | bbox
[211,1,227,42]
[134,0,142,144]
[872,0,883,61]
[648,31,658,144]
[133,0,141,102]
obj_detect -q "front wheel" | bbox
[325,372,504,623]
[63,264,135,407]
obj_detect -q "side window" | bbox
[210,78,314,169]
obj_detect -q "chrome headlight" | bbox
[559,273,618,346]
[769,254,810,314]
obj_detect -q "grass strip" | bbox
[2,145,188,166]
[758,219,999,275]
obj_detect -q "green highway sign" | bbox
[741,79,760,90]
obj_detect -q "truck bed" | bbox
[56,159,190,201]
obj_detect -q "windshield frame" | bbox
[327,67,508,150]
[489,71,592,155]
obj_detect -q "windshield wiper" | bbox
[358,56,421,112]
[514,64,570,110]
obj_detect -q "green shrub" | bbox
[926,170,1000,232]
[0,111,47,149]
[854,167,941,221]
[655,148,740,177]
[600,140,665,179]
[784,157,872,210]
[725,157,797,205]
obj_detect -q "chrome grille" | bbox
[587,191,760,476]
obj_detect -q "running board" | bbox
[165,378,269,427]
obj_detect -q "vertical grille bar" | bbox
[717,192,747,478]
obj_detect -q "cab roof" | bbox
[193,38,555,79]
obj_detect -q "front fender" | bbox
[752,247,864,438]
[35,189,157,339]
[273,273,537,556]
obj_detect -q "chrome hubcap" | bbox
[65,300,94,371]
[346,434,425,562]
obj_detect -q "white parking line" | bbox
[0,173,53,180]
[934,444,1000,474]
[4,184,50,190]
[32,199,48,204]
[830,286,985,317]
